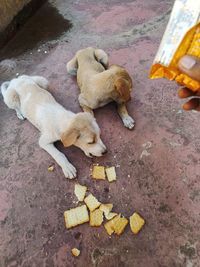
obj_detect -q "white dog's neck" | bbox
[57,108,76,133]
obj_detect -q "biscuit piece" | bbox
[71,248,80,257]
[113,217,128,235]
[84,194,101,211]
[105,212,118,220]
[105,167,117,182]
[64,205,89,229]
[99,203,113,216]
[104,214,128,235]
[74,184,87,202]
[92,165,106,180]
[90,208,104,226]
[130,212,145,234]
[99,203,117,220]
[104,214,120,235]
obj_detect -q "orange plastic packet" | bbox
[150,0,200,92]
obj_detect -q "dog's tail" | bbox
[1,81,10,98]
[114,77,131,102]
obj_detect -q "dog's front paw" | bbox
[123,116,135,130]
[62,163,77,179]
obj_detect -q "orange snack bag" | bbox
[150,0,200,92]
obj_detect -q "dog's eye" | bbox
[88,141,95,145]
[88,135,96,144]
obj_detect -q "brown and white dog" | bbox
[1,75,106,179]
[67,47,135,129]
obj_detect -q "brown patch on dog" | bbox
[114,77,131,102]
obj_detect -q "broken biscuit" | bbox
[90,208,104,227]
[99,203,113,216]
[64,205,89,229]
[105,212,118,220]
[105,167,117,182]
[130,212,145,234]
[104,214,120,235]
[71,248,80,257]
[104,214,128,235]
[92,165,106,180]
[74,184,87,202]
[99,203,117,220]
[84,193,101,211]
[113,216,128,235]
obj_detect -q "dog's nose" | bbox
[102,149,107,155]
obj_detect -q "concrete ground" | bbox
[0,0,200,266]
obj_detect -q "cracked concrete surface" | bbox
[0,0,200,266]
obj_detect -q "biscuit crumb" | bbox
[71,248,80,257]
[48,165,54,172]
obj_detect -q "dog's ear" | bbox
[66,55,78,76]
[1,81,10,96]
[114,78,131,102]
[94,49,109,69]
[61,127,80,147]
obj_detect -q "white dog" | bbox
[1,75,107,178]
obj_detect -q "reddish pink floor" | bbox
[0,1,200,266]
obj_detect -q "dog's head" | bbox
[66,47,109,75]
[61,112,107,157]
[112,66,133,102]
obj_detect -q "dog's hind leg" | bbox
[1,81,25,120]
[117,103,135,130]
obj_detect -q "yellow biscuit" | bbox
[92,165,106,180]
[90,208,104,226]
[105,212,118,220]
[99,203,113,216]
[74,184,87,202]
[104,214,120,235]
[104,214,128,235]
[113,217,128,235]
[99,203,117,220]
[129,212,145,234]
[84,193,101,211]
[105,167,117,182]
[64,205,89,229]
